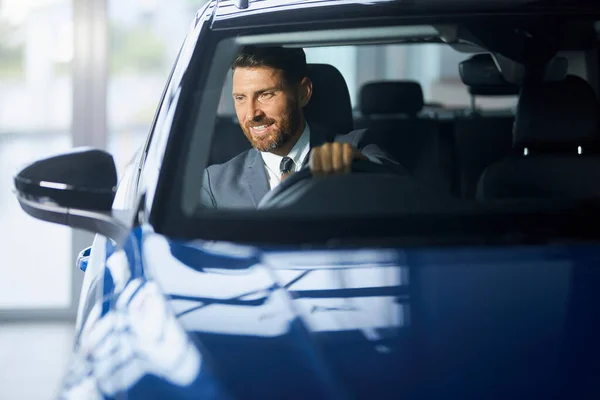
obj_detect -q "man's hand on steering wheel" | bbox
[308,142,367,176]
[258,144,399,209]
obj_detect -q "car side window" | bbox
[137,12,203,212]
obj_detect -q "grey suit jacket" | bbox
[200,124,401,209]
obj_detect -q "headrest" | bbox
[460,53,520,96]
[468,84,520,97]
[514,75,600,145]
[304,63,353,136]
[359,81,424,116]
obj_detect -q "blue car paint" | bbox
[61,225,600,399]
[77,241,117,272]
[77,247,92,272]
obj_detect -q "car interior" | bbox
[199,18,600,215]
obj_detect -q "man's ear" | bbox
[299,77,313,107]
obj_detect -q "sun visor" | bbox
[460,53,520,95]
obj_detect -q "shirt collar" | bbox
[261,123,311,175]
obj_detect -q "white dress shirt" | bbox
[261,123,311,190]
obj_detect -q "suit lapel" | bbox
[244,150,270,207]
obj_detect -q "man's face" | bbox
[232,66,304,152]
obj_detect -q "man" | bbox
[200,45,400,209]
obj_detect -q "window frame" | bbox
[153,23,457,237]
[136,6,209,221]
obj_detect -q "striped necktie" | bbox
[279,156,295,180]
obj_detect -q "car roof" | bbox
[206,0,600,30]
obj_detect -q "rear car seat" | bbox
[355,81,452,193]
[478,75,600,199]
[452,54,519,199]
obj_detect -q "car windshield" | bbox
[158,9,600,244]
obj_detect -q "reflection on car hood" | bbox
[62,227,600,399]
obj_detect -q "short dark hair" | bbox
[232,45,308,86]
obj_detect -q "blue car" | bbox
[13,0,600,399]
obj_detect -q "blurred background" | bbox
[0,0,207,398]
[0,1,516,398]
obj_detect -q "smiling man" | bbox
[200,45,399,209]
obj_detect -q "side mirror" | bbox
[14,148,129,241]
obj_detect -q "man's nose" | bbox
[246,100,265,121]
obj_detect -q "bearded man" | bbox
[200,45,400,209]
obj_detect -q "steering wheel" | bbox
[257,159,399,209]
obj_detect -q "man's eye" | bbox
[234,96,245,102]
[260,92,274,99]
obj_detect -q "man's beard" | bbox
[242,101,302,152]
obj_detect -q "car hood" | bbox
[63,228,600,399]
